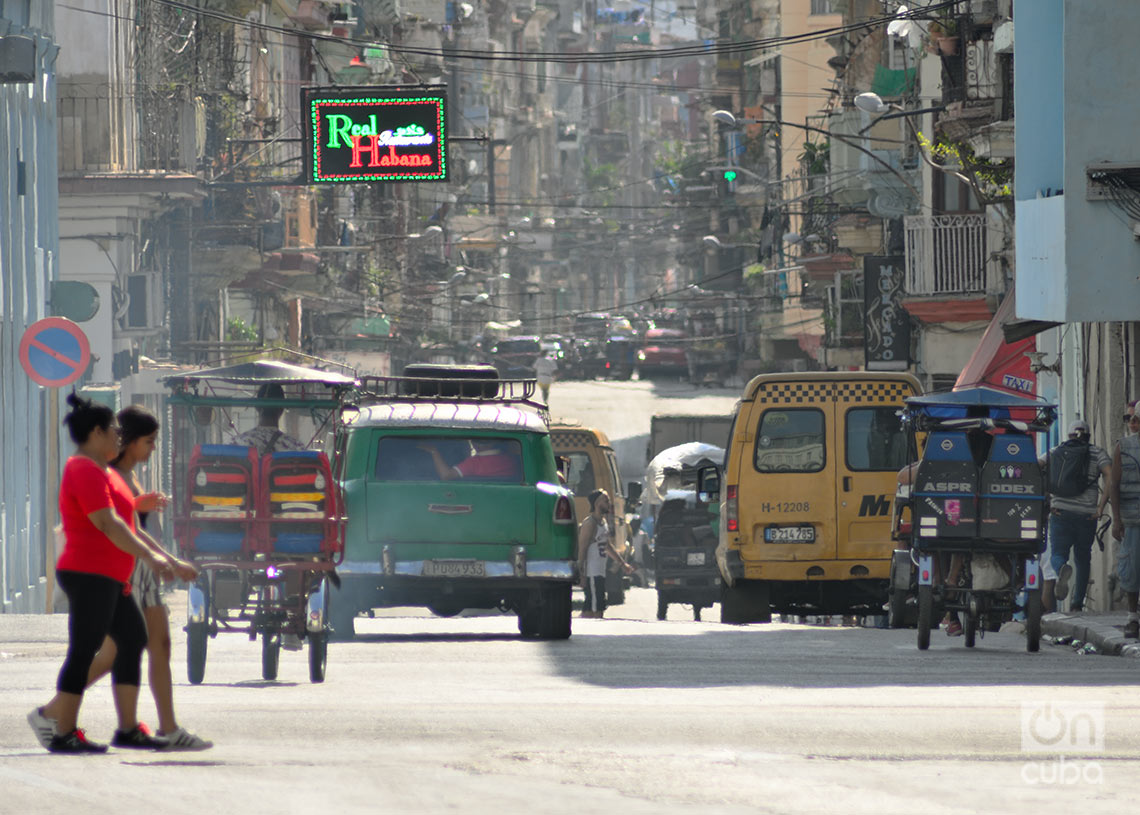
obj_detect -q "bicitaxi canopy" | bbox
[642,442,725,506]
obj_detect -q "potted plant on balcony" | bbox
[927,18,959,56]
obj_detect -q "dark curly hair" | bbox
[587,488,610,511]
[110,405,160,466]
[62,391,115,445]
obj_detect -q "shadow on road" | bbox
[538,627,1139,690]
[353,632,521,644]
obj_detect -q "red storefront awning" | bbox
[954,286,1037,395]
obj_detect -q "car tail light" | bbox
[726,484,739,532]
[554,495,574,524]
[605,361,611,369]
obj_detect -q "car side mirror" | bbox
[626,481,642,504]
[697,465,720,503]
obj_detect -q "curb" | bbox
[1042,613,1140,658]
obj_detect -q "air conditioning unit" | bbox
[124,272,163,330]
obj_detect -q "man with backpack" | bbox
[1041,420,1112,612]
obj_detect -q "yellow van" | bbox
[549,421,635,604]
[710,372,921,623]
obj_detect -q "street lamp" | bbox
[702,235,761,250]
[853,91,945,134]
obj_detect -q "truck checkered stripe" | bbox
[757,381,914,404]
[550,430,596,448]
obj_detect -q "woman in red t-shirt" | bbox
[27,394,197,753]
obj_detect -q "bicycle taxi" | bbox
[893,386,1056,651]
[164,358,356,683]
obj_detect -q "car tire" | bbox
[186,621,208,686]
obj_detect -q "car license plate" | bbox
[764,526,815,543]
[421,560,486,578]
[686,552,706,566]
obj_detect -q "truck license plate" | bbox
[421,560,486,578]
[686,552,706,566]
[764,526,816,543]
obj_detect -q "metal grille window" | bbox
[754,409,826,473]
[810,0,836,14]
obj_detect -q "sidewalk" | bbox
[1042,611,1140,658]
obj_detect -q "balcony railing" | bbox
[58,90,202,175]
[903,213,999,297]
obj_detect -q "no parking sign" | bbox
[19,317,91,388]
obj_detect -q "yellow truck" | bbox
[703,372,921,623]
[549,421,636,604]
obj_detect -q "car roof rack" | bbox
[351,375,550,425]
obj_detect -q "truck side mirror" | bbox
[697,465,720,503]
[626,481,642,504]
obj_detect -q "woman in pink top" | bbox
[27,394,196,753]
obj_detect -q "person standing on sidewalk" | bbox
[84,406,212,750]
[1111,416,1140,637]
[1041,420,1112,612]
[27,394,197,753]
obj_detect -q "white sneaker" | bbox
[158,726,213,751]
[27,707,56,750]
[282,632,303,651]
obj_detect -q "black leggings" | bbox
[55,570,148,694]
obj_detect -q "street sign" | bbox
[301,85,448,184]
[19,317,91,387]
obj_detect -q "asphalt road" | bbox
[547,378,741,482]
[4,587,1140,814]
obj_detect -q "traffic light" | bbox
[721,169,738,195]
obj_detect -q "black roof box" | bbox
[400,364,500,397]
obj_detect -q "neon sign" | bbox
[302,86,448,183]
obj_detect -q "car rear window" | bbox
[754,409,825,473]
[845,407,908,472]
[374,436,524,483]
[563,451,595,496]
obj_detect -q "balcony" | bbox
[59,90,202,174]
[902,213,1002,322]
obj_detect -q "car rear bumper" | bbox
[340,555,576,581]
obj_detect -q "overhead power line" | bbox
[147,0,956,65]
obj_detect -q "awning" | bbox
[954,286,1037,395]
[1002,319,1062,344]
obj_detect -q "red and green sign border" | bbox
[302,86,448,184]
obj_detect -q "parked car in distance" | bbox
[638,328,688,376]
[491,335,542,377]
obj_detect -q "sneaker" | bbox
[48,728,108,754]
[111,723,170,750]
[1125,620,1140,639]
[945,620,963,637]
[27,707,57,750]
[158,726,213,752]
[1055,563,1073,603]
[282,632,303,652]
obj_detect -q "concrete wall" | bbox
[0,8,59,613]
[1016,0,1140,321]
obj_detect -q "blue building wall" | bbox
[1016,0,1140,321]
[0,6,59,613]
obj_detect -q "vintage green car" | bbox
[328,366,577,640]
